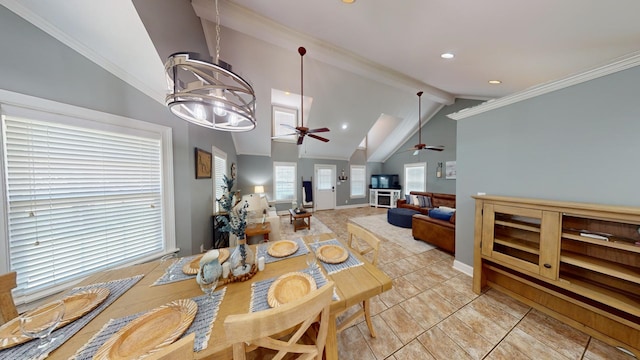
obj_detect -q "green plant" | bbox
[216,175,248,238]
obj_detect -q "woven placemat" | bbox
[257,238,309,264]
[309,239,363,275]
[71,288,226,359]
[0,275,143,360]
[152,256,199,286]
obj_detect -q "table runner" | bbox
[309,239,363,275]
[257,238,309,264]
[249,265,337,313]
[0,275,143,360]
[152,256,199,286]
[71,287,227,359]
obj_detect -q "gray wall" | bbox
[455,65,640,267]
[383,99,480,196]
[0,6,237,256]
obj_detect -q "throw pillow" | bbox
[439,206,456,212]
[411,195,420,206]
[417,195,428,207]
[425,196,433,208]
[405,194,411,203]
[429,208,454,221]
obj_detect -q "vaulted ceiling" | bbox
[4,0,640,161]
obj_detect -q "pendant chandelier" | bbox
[164,0,256,131]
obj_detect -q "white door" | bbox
[314,164,336,211]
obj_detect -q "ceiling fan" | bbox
[407,91,444,155]
[272,47,330,145]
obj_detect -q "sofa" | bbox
[396,191,456,253]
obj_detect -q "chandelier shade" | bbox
[165,52,256,131]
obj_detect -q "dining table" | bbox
[31,232,392,359]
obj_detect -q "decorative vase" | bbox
[229,236,255,276]
[196,249,223,285]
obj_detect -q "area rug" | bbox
[350,214,435,254]
[278,213,334,240]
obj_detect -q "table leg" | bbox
[307,216,311,230]
[325,313,339,359]
[289,213,293,224]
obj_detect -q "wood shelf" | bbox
[561,252,640,285]
[495,219,541,233]
[494,236,540,255]
[559,273,640,319]
[562,232,640,254]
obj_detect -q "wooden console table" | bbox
[288,209,311,231]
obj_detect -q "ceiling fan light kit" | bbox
[165,0,256,132]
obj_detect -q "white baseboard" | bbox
[453,260,473,277]
[335,203,370,210]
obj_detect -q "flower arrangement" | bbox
[216,174,248,238]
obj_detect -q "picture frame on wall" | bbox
[195,148,212,179]
[446,161,457,179]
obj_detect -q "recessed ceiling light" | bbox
[488,80,502,84]
[342,0,355,3]
[284,91,290,95]
[440,53,454,59]
[342,123,348,130]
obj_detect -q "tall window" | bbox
[350,165,366,198]
[0,96,174,303]
[273,162,297,202]
[272,106,298,143]
[212,147,227,213]
[404,162,426,193]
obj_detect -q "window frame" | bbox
[271,105,298,143]
[350,165,366,199]
[212,146,227,214]
[273,161,297,203]
[404,162,427,194]
[0,89,175,303]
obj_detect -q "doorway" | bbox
[314,164,336,211]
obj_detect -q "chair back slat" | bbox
[347,223,381,266]
[0,271,18,325]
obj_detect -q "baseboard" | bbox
[453,260,473,277]
[335,203,370,210]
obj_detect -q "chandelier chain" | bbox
[215,0,221,64]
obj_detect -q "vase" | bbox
[229,236,255,276]
[196,249,223,285]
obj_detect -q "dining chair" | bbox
[224,281,334,360]
[146,332,195,360]
[0,271,18,325]
[337,223,381,337]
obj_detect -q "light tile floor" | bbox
[308,207,635,360]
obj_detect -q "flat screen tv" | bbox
[370,174,401,189]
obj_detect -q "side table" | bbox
[245,222,271,243]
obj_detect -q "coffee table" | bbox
[288,208,312,231]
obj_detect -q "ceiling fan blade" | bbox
[271,133,298,139]
[279,123,297,130]
[297,135,304,145]
[413,149,419,156]
[308,133,330,142]
[307,127,330,134]
[425,145,445,151]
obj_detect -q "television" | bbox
[370,174,401,189]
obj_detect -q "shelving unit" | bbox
[473,195,640,357]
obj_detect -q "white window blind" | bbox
[274,162,296,201]
[317,168,332,191]
[213,147,227,213]
[404,163,426,193]
[2,106,168,301]
[350,165,366,197]
[272,106,297,142]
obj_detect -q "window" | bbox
[272,106,298,142]
[0,93,174,303]
[212,147,227,213]
[350,165,366,198]
[273,162,297,202]
[404,162,426,193]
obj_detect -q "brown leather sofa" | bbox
[397,191,456,253]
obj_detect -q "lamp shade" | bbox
[254,185,265,194]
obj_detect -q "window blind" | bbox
[317,168,332,191]
[274,163,296,201]
[213,149,226,213]
[3,113,164,300]
[350,166,365,197]
[405,163,426,193]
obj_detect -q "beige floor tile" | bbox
[437,315,495,359]
[392,276,422,299]
[393,339,435,360]
[378,261,406,279]
[369,294,388,316]
[483,289,530,319]
[453,305,510,344]
[337,324,377,360]
[502,328,571,359]
[400,268,442,291]
[418,327,473,360]
[485,341,532,360]
[399,295,445,331]
[415,289,459,318]
[466,294,525,331]
[431,278,476,309]
[379,305,425,344]
[583,338,637,360]
[357,315,404,360]
[516,309,589,360]
[378,286,407,308]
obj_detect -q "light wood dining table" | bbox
[46,233,392,359]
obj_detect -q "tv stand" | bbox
[369,189,401,208]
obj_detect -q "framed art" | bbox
[195,148,212,179]
[445,161,457,179]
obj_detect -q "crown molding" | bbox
[448,51,640,120]
[1,0,166,105]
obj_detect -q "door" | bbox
[314,164,335,211]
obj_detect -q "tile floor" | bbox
[307,207,635,360]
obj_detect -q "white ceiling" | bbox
[3,0,640,161]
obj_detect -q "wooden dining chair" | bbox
[146,332,195,360]
[224,281,334,360]
[0,271,18,326]
[337,223,382,337]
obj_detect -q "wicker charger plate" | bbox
[267,240,299,258]
[316,244,349,264]
[182,249,229,275]
[0,287,110,350]
[267,272,316,308]
[93,298,197,360]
